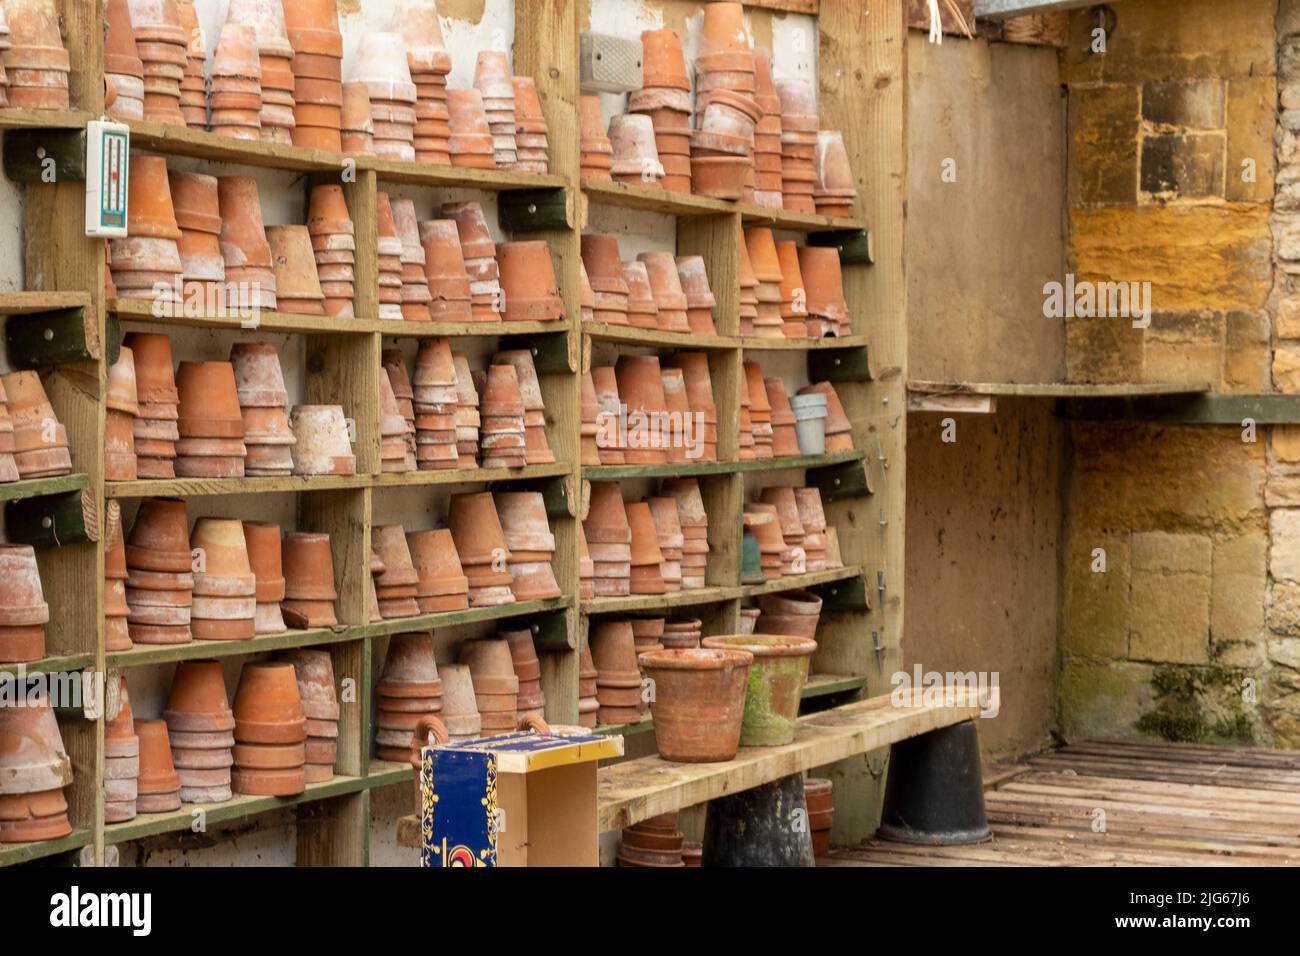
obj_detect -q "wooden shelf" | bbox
[107,627,347,669]
[583,450,866,481]
[0,109,91,131]
[128,119,348,173]
[0,473,88,504]
[0,652,94,680]
[0,291,91,316]
[380,320,569,339]
[595,715,655,737]
[740,564,864,598]
[372,462,571,489]
[581,585,740,615]
[362,156,567,191]
[742,333,870,351]
[0,829,91,867]
[357,597,573,638]
[584,322,737,351]
[111,297,390,335]
[107,474,371,499]
[802,673,868,699]
[909,380,1212,399]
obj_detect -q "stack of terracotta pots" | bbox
[662,617,702,650]
[477,364,527,469]
[766,379,802,458]
[393,198,434,321]
[798,246,851,336]
[775,241,809,338]
[281,531,338,627]
[619,813,684,867]
[757,588,823,641]
[498,241,565,323]
[759,488,807,573]
[306,184,356,318]
[209,22,262,139]
[622,260,659,329]
[609,114,663,187]
[590,620,642,726]
[577,641,598,728]
[663,478,708,590]
[382,349,416,438]
[243,520,286,634]
[122,0,187,125]
[739,606,760,634]
[375,193,405,319]
[402,0,452,165]
[0,545,48,664]
[647,497,684,592]
[806,777,834,858]
[798,381,853,452]
[580,235,628,325]
[795,487,829,571]
[284,649,338,782]
[631,618,664,692]
[446,87,496,169]
[448,492,516,607]
[511,76,550,173]
[675,256,718,335]
[495,492,561,602]
[630,29,692,193]
[228,0,296,143]
[375,633,441,760]
[267,225,327,314]
[494,350,554,464]
[125,498,194,645]
[459,638,519,735]
[171,171,227,311]
[104,676,139,821]
[105,347,139,481]
[289,405,355,475]
[111,155,183,304]
[585,481,632,597]
[691,3,755,200]
[438,663,481,743]
[176,361,246,478]
[284,0,345,151]
[105,0,144,121]
[626,502,665,595]
[104,523,133,652]
[751,49,784,209]
[474,51,516,167]
[666,353,717,463]
[777,77,820,214]
[231,343,294,476]
[0,696,72,841]
[452,353,480,467]
[124,332,180,479]
[579,95,612,179]
[3,0,70,110]
[341,81,375,154]
[615,356,669,464]
[0,9,10,108]
[419,220,473,322]
[218,176,278,311]
[412,338,459,470]
[164,661,235,803]
[232,662,307,795]
[0,378,17,482]
[635,252,687,332]
[354,28,418,155]
[372,525,420,619]
[591,367,626,463]
[136,719,182,812]
[503,629,545,721]
[380,372,415,473]
[189,518,257,640]
[407,528,469,613]
[744,503,784,580]
[177,1,207,128]
[745,228,786,339]
[659,368,693,465]
[814,132,857,217]
[738,236,760,335]
[443,201,503,321]
[744,362,774,459]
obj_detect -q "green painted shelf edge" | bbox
[354,597,575,638]
[584,450,866,480]
[0,473,89,504]
[0,828,91,867]
[0,651,94,680]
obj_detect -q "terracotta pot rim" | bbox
[700,634,818,657]
[638,647,753,670]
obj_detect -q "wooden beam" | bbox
[974,0,1098,19]
[1056,393,1300,424]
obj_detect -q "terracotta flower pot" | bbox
[700,634,816,746]
[177,361,244,439]
[136,718,181,798]
[609,114,664,182]
[229,342,289,409]
[497,241,564,322]
[459,638,520,697]
[126,155,182,240]
[217,175,273,272]
[242,520,285,602]
[579,234,627,295]
[281,531,338,627]
[283,648,340,722]
[232,661,307,744]
[615,355,669,463]
[641,28,689,91]
[126,497,191,572]
[448,491,509,567]
[122,332,179,404]
[163,660,234,732]
[639,648,753,762]
[438,663,481,739]
[585,481,632,544]
[289,405,355,476]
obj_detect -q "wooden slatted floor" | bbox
[827,739,1300,867]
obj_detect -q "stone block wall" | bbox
[1058,0,1300,747]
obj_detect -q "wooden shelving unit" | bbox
[0,0,904,865]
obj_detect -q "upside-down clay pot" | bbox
[700,634,816,746]
[281,531,338,627]
[496,241,564,322]
[163,660,235,732]
[126,497,191,572]
[232,661,307,744]
[639,648,753,762]
[136,718,181,796]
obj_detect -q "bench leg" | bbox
[877,719,991,846]
[701,772,816,867]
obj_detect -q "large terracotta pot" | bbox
[700,635,816,746]
[638,647,753,762]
